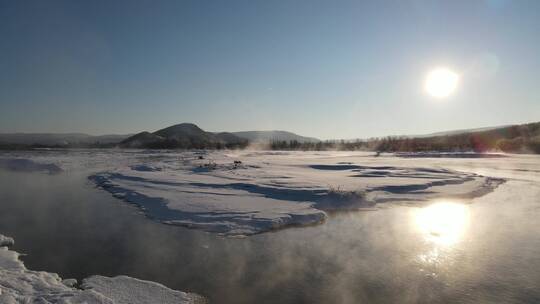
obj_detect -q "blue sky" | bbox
[0,0,539,139]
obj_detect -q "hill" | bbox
[119,132,165,148]
[120,123,247,149]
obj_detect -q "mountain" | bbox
[0,133,130,147]
[232,131,320,143]
[120,123,247,149]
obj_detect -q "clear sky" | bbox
[1,0,539,139]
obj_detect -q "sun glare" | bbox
[424,67,459,98]
[414,201,470,246]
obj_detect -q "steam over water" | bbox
[1,157,540,304]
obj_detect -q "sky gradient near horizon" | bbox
[1,0,539,139]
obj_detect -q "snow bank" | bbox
[0,233,203,303]
[89,151,504,236]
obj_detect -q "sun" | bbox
[424,67,459,98]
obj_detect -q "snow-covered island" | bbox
[87,151,504,236]
[0,233,204,303]
[0,150,505,237]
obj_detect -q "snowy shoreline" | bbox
[0,233,204,303]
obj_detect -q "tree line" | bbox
[267,122,540,154]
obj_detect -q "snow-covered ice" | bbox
[0,233,203,303]
[0,150,510,236]
[83,151,504,236]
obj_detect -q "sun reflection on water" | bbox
[414,201,470,246]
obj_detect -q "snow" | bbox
[0,150,516,236]
[0,233,203,303]
[83,150,505,236]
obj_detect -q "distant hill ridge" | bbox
[414,125,512,138]
[1,121,539,153]
[0,133,130,146]
[0,124,320,149]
